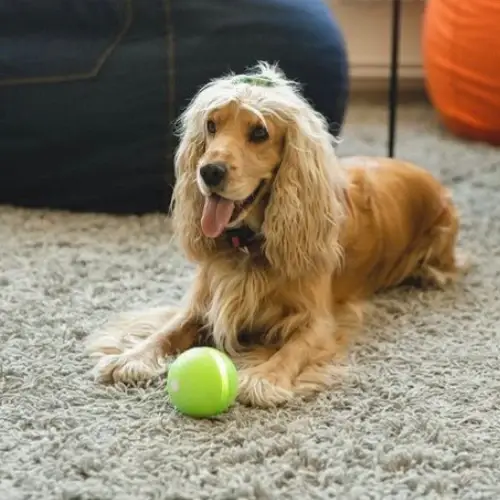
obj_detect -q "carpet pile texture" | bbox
[1,102,500,499]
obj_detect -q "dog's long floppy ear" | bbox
[170,107,216,262]
[262,109,346,280]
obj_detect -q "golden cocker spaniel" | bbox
[86,63,467,407]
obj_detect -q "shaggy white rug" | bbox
[2,102,500,500]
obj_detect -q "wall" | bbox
[329,0,426,90]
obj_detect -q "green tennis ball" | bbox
[166,347,239,418]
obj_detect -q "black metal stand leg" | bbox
[388,0,402,158]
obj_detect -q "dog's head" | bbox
[172,62,346,279]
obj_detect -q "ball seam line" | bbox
[209,349,230,406]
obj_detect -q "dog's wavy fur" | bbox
[86,63,467,407]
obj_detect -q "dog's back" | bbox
[333,157,462,299]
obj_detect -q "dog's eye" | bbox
[207,119,217,135]
[249,125,269,143]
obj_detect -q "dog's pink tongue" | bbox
[201,196,235,238]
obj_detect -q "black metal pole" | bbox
[388,0,402,158]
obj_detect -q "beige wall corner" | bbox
[329,0,426,94]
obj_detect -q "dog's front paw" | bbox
[92,350,165,384]
[238,368,294,408]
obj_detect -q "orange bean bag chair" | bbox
[422,0,500,145]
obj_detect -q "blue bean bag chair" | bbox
[0,0,349,213]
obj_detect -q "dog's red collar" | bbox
[224,225,262,250]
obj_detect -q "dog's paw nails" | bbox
[91,353,164,384]
[237,369,294,408]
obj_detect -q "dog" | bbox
[86,63,467,407]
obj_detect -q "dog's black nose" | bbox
[200,162,227,188]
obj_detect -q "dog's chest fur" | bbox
[199,257,290,353]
